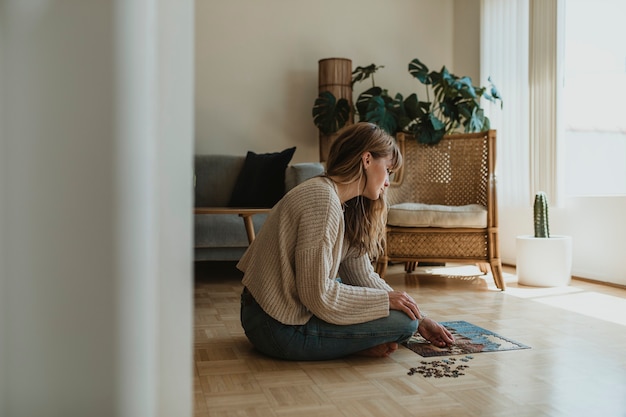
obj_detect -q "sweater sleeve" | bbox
[295,247,390,325]
[338,251,394,292]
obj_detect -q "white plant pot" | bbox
[516,235,573,287]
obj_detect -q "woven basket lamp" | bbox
[317,58,353,162]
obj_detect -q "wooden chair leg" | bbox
[405,261,417,273]
[490,259,506,291]
[478,263,489,275]
[375,257,388,278]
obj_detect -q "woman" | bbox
[238,122,454,360]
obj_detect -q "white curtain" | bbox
[480,0,531,207]
[481,0,564,206]
[529,0,565,205]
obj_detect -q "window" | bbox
[562,0,626,196]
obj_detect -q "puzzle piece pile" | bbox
[407,356,474,378]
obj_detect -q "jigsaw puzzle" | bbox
[403,320,530,357]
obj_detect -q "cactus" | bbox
[533,191,550,238]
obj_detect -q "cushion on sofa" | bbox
[194,155,245,207]
[285,162,325,191]
[387,203,487,228]
[228,147,296,207]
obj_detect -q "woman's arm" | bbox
[337,251,394,291]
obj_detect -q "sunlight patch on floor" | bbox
[398,263,626,326]
[504,285,584,299]
[506,282,626,326]
[533,292,626,326]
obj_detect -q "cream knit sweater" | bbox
[238,176,393,326]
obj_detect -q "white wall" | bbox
[195,0,455,163]
[500,197,626,287]
[0,1,194,416]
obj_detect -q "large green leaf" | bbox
[408,59,431,85]
[484,77,504,109]
[388,93,409,131]
[457,101,474,120]
[312,91,350,135]
[466,107,485,132]
[355,86,382,120]
[411,113,445,144]
[429,113,445,131]
[440,97,462,126]
[352,64,383,87]
[402,93,424,120]
[454,76,478,99]
[365,95,398,135]
[388,93,415,131]
[430,68,448,102]
[482,116,491,131]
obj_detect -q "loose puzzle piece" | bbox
[407,356,474,378]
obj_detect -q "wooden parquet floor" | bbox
[193,262,626,417]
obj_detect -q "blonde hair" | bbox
[325,122,402,257]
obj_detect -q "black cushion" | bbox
[228,147,296,208]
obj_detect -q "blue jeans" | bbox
[240,289,418,361]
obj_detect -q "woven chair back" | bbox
[388,131,493,208]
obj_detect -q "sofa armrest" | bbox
[285,162,325,191]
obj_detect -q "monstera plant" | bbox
[312,58,503,144]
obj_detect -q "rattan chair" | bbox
[375,130,505,290]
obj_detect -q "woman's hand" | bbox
[418,317,455,347]
[388,291,423,320]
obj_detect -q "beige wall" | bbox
[195,0,461,163]
[453,0,481,83]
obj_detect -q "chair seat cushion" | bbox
[387,203,487,228]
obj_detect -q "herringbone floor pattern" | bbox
[194,262,626,417]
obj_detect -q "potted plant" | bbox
[516,192,573,287]
[312,58,502,145]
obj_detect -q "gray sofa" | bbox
[194,154,324,261]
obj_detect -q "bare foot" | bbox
[355,342,399,357]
